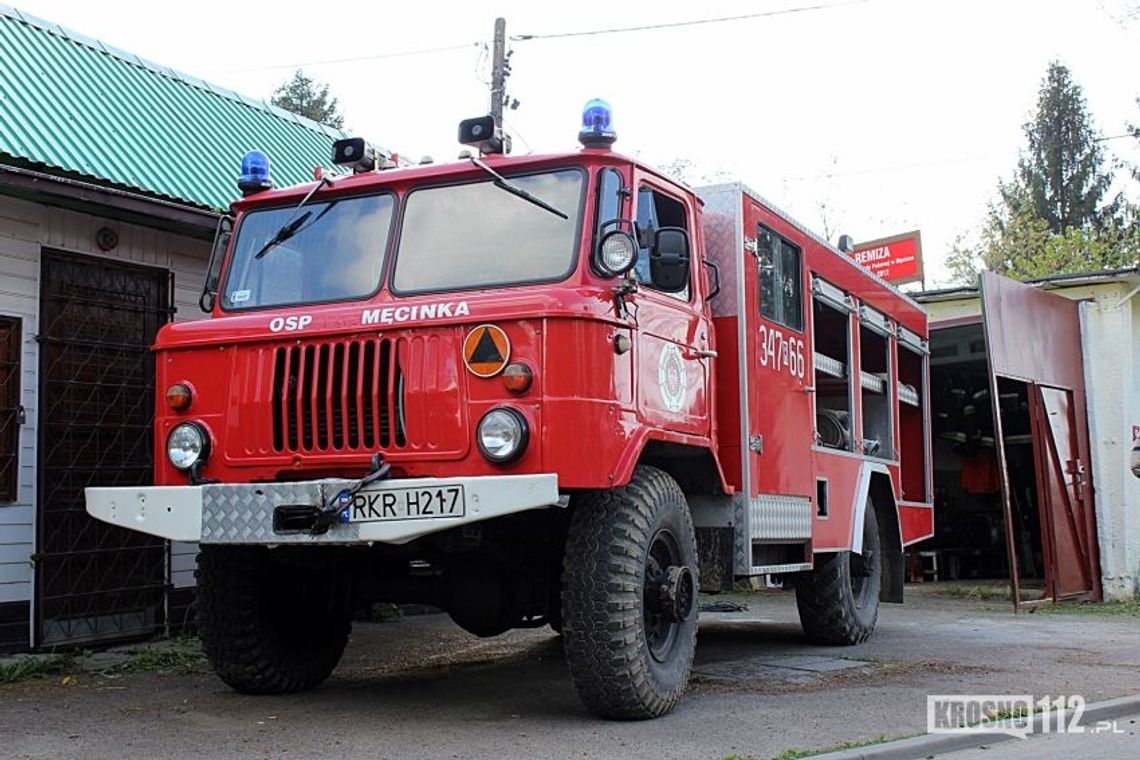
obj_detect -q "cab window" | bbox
[594,168,624,247]
[635,186,689,300]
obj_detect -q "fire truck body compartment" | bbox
[697,183,933,577]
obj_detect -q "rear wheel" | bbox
[197,546,351,694]
[562,466,699,719]
[795,504,882,645]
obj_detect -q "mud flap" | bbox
[883,549,905,603]
[696,527,734,593]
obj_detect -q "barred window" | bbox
[0,317,21,502]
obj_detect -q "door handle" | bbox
[686,348,717,359]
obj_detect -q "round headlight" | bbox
[167,422,209,471]
[477,408,529,463]
[599,231,637,276]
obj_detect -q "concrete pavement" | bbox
[2,587,1138,759]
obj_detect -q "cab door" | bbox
[745,203,814,498]
[630,175,712,436]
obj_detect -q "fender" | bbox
[611,427,731,493]
[848,462,902,555]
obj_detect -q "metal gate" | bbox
[35,251,172,647]
[980,272,1101,606]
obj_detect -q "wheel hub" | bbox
[643,528,693,662]
[657,565,696,623]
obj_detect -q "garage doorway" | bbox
[35,250,172,647]
[923,274,1100,608]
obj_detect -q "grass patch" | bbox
[356,602,404,623]
[0,654,79,684]
[928,584,1011,601]
[987,705,1031,722]
[765,734,909,760]
[105,637,206,675]
[1034,598,1140,617]
[1,637,208,684]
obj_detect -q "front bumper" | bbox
[85,474,560,545]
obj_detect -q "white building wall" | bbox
[1080,286,1140,600]
[0,193,210,614]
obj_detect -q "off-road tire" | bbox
[562,466,699,720]
[196,546,351,694]
[795,503,882,645]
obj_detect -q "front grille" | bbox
[271,338,405,452]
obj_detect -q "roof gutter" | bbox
[0,163,221,239]
[917,267,1140,305]
[1112,281,1140,310]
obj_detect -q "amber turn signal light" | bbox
[166,382,193,411]
[501,363,533,395]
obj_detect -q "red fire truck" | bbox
[86,101,932,719]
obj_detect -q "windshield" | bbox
[392,169,584,293]
[222,193,394,310]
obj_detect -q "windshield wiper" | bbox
[469,157,568,220]
[253,175,333,260]
[253,211,311,260]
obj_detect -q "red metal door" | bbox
[745,201,813,498]
[1029,385,1096,599]
[980,272,1100,604]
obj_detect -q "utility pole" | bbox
[490,17,507,128]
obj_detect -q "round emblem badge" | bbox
[462,324,511,378]
[658,344,687,413]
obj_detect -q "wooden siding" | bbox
[0,193,210,620]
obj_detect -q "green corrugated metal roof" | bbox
[0,4,347,211]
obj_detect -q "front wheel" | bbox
[794,503,882,645]
[196,546,351,694]
[562,466,699,720]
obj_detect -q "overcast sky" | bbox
[10,0,1140,285]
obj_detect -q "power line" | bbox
[502,116,534,154]
[511,0,866,41]
[216,42,478,74]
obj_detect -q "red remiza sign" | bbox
[850,230,923,285]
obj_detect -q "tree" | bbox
[659,158,696,186]
[945,204,1139,284]
[270,70,345,129]
[948,62,1132,284]
[1002,61,1120,233]
[1131,96,1140,183]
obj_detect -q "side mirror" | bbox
[199,215,233,313]
[650,227,690,293]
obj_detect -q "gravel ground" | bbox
[2,587,1138,760]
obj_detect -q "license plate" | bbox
[344,485,465,523]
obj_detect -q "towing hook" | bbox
[309,454,393,535]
